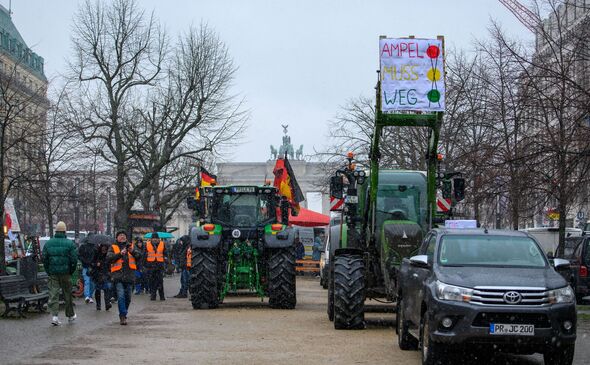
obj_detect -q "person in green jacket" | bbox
[42,221,78,326]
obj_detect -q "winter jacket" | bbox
[78,241,96,268]
[312,238,322,261]
[107,241,142,283]
[176,236,190,268]
[91,247,111,284]
[42,232,78,275]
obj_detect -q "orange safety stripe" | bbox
[186,247,192,268]
[111,244,137,272]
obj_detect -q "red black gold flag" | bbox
[196,167,217,200]
[273,156,304,214]
[200,167,217,187]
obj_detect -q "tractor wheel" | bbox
[333,254,365,329]
[190,249,219,309]
[267,247,296,309]
[327,265,334,321]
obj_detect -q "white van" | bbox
[521,227,582,255]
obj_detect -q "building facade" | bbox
[0,5,48,234]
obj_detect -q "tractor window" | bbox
[376,184,425,229]
[212,193,275,227]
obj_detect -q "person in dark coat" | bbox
[107,230,141,325]
[173,235,191,298]
[78,236,96,304]
[295,236,305,260]
[144,233,168,301]
[42,221,78,326]
[92,243,112,311]
[134,239,147,294]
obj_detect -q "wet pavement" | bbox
[0,276,588,364]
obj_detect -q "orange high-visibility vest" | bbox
[186,247,192,268]
[111,244,137,272]
[146,241,165,263]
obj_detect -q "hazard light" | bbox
[271,224,283,231]
[203,224,215,232]
[580,265,588,278]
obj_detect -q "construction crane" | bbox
[499,0,540,33]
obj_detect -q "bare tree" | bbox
[496,0,590,244]
[68,1,246,231]
[68,0,166,230]
[22,86,79,237]
[0,59,48,273]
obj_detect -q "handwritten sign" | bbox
[379,38,445,112]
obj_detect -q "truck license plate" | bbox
[490,323,534,336]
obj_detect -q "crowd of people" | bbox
[42,222,193,326]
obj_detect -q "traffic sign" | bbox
[330,196,344,211]
[437,197,451,212]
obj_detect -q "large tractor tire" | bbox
[267,247,296,309]
[327,265,334,321]
[190,249,220,309]
[333,254,365,329]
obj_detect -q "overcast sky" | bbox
[9,0,533,163]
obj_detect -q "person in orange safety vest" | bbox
[107,230,141,325]
[145,232,168,301]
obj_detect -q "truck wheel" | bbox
[397,296,418,350]
[327,266,334,321]
[333,254,365,330]
[268,247,296,309]
[190,249,219,309]
[420,313,444,365]
[543,343,575,365]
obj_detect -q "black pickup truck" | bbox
[396,228,576,365]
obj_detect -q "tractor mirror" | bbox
[330,175,344,199]
[453,178,465,202]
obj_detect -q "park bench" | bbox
[0,270,49,318]
[296,259,320,275]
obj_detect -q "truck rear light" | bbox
[203,224,215,232]
[271,224,283,231]
[580,265,588,278]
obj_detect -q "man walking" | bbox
[42,221,78,326]
[145,233,167,301]
[107,230,141,325]
[173,235,191,298]
[78,236,96,304]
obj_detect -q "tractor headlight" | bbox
[548,286,574,304]
[435,281,473,302]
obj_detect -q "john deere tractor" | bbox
[187,185,296,309]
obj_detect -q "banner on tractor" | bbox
[379,37,445,112]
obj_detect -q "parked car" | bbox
[397,228,576,365]
[555,235,590,303]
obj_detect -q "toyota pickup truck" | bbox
[396,228,576,365]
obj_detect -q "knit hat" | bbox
[55,221,67,232]
[115,230,127,239]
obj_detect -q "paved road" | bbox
[1,276,588,364]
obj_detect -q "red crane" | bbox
[498,0,540,33]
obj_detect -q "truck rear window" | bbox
[439,235,547,268]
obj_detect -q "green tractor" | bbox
[187,185,296,309]
[327,72,465,330]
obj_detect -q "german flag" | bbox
[200,167,217,187]
[196,167,217,200]
[273,156,304,214]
